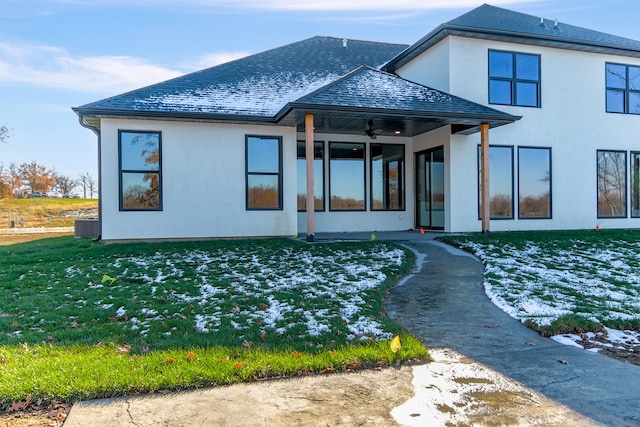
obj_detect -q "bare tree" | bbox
[0,124,10,144]
[54,174,78,196]
[87,174,97,198]
[78,172,93,199]
[19,161,56,194]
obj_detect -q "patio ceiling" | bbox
[276,67,520,137]
[279,107,516,137]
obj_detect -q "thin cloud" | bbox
[183,51,250,70]
[0,43,182,94]
[52,0,537,11]
[217,0,535,11]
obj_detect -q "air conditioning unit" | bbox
[74,218,99,238]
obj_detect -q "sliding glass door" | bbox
[415,147,444,229]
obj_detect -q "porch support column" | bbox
[480,122,490,234]
[305,113,315,242]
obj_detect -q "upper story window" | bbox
[606,63,640,114]
[488,50,541,107]
[246,135,282,210]
[119,130,162,211]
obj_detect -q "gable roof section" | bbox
[384,4,640,72]
[74,36,407,121]
[277,66,517,135]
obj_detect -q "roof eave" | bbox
[384,24,640,72]
[72,108,277,126]
[282,102,520,126]
[382,24,450,72]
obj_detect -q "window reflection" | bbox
[518,147,551,218]
[597,150,626,218]
[246,136,282,210]
[606,63,640,114]
[329,142,365,211]
[297,141,324,211]
[631,152,640,218]
[119,131,161,210]
[371,144,404,210]
[478,145,513,219]
[489,50,540,107]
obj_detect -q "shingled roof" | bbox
[74,36,407,121]
[384,4,640,72]
[277,66,516,135]
[74,23,521,134]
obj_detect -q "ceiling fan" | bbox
[364,120,378,139]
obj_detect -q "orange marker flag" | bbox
[420,227,425,235]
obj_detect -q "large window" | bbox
[489,50,540,107]
[478,145,514,219]
[297,141,324,211]
[597,150,627,218]
[371,144,405,211]
[246,135,282,210]
[606,63,640,114]
[632,152,640,218]
[518,147,551,219]
[119,130,162,211]
[329,142,365,211]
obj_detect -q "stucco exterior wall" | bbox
[100,119,298,240]
[98,33,640,239]
[396,38,451,92]
[399,35,640,232]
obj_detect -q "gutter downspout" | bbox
[76,114,102,242]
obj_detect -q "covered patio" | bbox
[276,66,520,240]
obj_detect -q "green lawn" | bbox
[0,236,426,408]
[440,229,640,336]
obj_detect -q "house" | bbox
[73,4,640,241]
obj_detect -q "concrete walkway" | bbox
[380,231,640,427]
[64,231,640,426]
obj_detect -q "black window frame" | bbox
[597,149,627,219]
[328,141,366,212]
[477,144,514,220]
[517,146,552,220]
[605,62,640,115]
[245,135,283,211]
[369,143,405,211]
[631,151,640,218]
[118,129,163,212]
[296,140,326,212]
[488,49,541,108]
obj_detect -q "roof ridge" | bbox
[383,3,640,72]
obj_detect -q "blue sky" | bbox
[1,0,640,180]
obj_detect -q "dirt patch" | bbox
[0,402,70,427]
[569,329,640,366]
[578,340,640,366]
[0,232,72,246]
